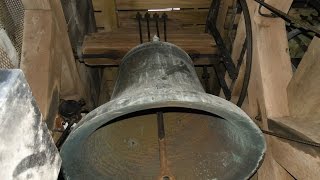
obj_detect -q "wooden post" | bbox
[20,10,59,129]
[20,0,90,128]
[236,0,295,179]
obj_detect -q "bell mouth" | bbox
[62,106,265,180]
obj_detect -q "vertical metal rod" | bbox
[145,12,151,41]
[154,13,160,39]
[162,13,167,42]
[202,66,210,93]
[157,112,165,139]
[136,12,143,44]
[157,112,173,180]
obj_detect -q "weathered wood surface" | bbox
[247,0,293,119]
[287,37,320,117]
[240,0,320,179]
[271,137,320,180]
[21,0,51,10]
[115,0,211,10]
[281,37,320,179]
[93,0,117,31]
[20,0,93,128]
[237,0,295,179]
[20,10,59,128]
[82,30,217,61]
[117,10,208,27]
[269,117,320,179]
[83,57,219,66]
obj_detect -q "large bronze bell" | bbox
[60,41,266,179]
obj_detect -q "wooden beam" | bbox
[236,0,294,179]
[115,0,211,10]
[20,10,59,127]
[91,26,206,34]
[48,0,91,103]
[287,37,320,117]
[278,37,320,178]
[258,143,295,180]
[249,1,293,119]
[20,0,95,128]
[93,0,118,31]
[83,57,218,66]
[82,30,217,57]
[267,117,320,179]
[271,138,320,179]
[117,9,208,27]
[269,116,320,144]
[21,0,51,10]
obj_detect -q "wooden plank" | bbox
[82,30,217,56]
[20,0,98,129]
[91,25,206,34]
[287,37,320,117]
[281,37,320,179]
[20,10,57,124]
[92,0,103,11]
[268,116,320,178]
[271,138,320,179]
[116,0,211,10]
[237,0,295,179]
[117,10,208,27]
[94,12,106,28]
[269,116,320,144]
[84,57,218,66]
[92,0,118,32]
[88,32,213,39]
[250,19,292,119]
[83,43,216,56]
[258,141,295,180]
[21,0,51,10]
[49,0,88,99]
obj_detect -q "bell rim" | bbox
[61,91,266,179]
